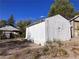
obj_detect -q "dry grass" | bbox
[1,37,79,59]
[43,40,69,57]
[63,37,79,47]
[72,47,79,55]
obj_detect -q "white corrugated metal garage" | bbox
[25,14,71,46]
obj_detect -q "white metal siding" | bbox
[25,22,46,46]
[45,15,71,41]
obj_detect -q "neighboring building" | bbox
[25,15,71,46]
[0,25,19,39]
[70,15,79,37]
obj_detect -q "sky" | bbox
[0,0,79,21]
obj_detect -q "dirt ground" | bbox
[0,37,79,59]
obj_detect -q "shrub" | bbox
[43,40,69,57]
[57,48,69,57]
[31,51,41,59]
[46,40,53,44]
